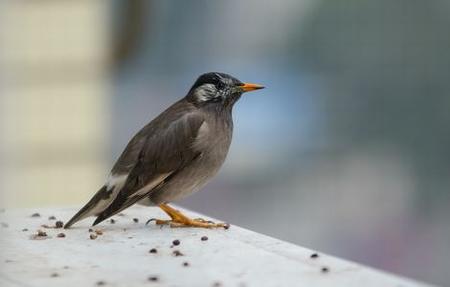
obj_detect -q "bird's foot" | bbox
[145,204,229,229]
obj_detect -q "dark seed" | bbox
[201,236,208,241]
[149,248,157,254]
[310,253,319,259]
[212,282,222,287]
[110,219,115,224]
[41,224,50,228]
[57,233,66,238]
[223,223,230,230]
[88,228,94,232]
[22,228,28,232]
[172,239,180,246]
[321,267,329,273]
[48,216,56,220]
[37,230,47,237]
[182,261,190,267]
[172,250,184,257]
[90,234,98,240]
[63,266,69,269]
[133,218,139,223]
[96,280,106,286]
[55,221,64,228]
[31,213,40,218]
[50,273,59,277]
[148,276,159,282]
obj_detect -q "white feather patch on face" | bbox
[193,83,218,102]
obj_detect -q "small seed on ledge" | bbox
[172,239,180,246]
[321,266,329,273]
[149,248,158,254]
[201,236,208,241]
[310,253,319,259]
[55,221,64,228]
[148,276,159,282]
[172,250,184,257]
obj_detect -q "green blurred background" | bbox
[1,1,449,285]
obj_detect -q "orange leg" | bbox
[148,204,229,229]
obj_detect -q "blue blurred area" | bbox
[108,0,450,285]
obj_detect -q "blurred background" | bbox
[1,0,449,285]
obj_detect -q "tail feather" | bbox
[64,186,109,229]
[92,190,152,226]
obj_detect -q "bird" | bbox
[64,72,264,229]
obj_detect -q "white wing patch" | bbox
[89,173,128,216]
[128,173,172,201]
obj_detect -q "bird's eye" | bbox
[216,82,225,90]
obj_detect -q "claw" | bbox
[145,218,156,226]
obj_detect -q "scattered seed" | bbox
[31,213,40,218]
[5,259,13,263]
[55,221,64,228]
[110,219,116,224]
[148,276,159,282]
[1,222,8,228]
[182,261,190,267]
[90,234,98,240]
[88,228,94,232]
[133,218,139,223]
[30,230,49,240]
[96,280,106,286]
[172,239,180,246]
[149,248,158,254]
[50,273,59,277]
[41,224,51,228]
[172,250,184,257]
[95,229,103,235]
[321,267,329,273]
[118,213,125,217]
[63,266,69,269]
[223,223,230,230]
[201,236,208,241]
[57,233,66,238]
[48,216,56,220]
[22,228,28,232]
[212,282,222,287]
[310,253,319,259]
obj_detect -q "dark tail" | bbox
[64,186,108,229]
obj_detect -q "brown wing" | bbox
[92,100,204,225]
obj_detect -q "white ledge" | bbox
[0,206,434,287]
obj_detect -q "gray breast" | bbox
[147,111,233,204]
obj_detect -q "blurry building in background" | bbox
[0,0,449,285]
[0,2,110,206]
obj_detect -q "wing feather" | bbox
[92,101,205,225]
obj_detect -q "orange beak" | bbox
[240,82,265,92]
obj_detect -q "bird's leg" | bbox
[150,203,228,228]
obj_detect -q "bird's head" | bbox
[187,72,264,108]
